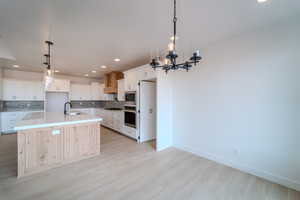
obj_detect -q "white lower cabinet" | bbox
[1,111,43,134]
[70,108,137,140]
[122,125,136,139]
[93,108,136,139]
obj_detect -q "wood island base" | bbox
[17,122,100,178]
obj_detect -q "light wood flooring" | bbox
[0,127,299,200]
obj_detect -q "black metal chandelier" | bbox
[150,0,202,73]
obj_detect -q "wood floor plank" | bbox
[0,127,299,200]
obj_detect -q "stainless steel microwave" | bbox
[125,91,136,105]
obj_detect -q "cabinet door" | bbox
[3,79,24,100]
[99,84,105,100]
[18,128,64,176]
[117,79,125,101]
[33,81,44,100]
[82,85,91,100]
[46,79,70,92]
[91,82,101,100]
[141,65,157,80]
[113,111,123,132]
[124,72,131,91]
[100,110,106,126]
[64,124,100,161]
[70,84,80,100]
[70,84,91,100]
[108,111,113,128]
[126,71,138,91]
[55,79,70,92]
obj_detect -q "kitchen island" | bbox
[14,112,102,178]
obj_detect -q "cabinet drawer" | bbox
[122,126,136,139]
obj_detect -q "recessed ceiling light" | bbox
[13,65,20,68]
[257,0,268,3]
[101,65,107,69]
[91,70,97,73]
[85,74,89,77]
[114,58,120,62]
[54,70,59,73]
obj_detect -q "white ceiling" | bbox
[0,0,299,78]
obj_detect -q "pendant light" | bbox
[43,40,54,88]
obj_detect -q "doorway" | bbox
[138,80,157,150]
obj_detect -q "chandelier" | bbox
[43,40,54,88]
[150,0,202,73]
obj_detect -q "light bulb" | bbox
[168,43,175,51]
[164,59,169,65]
[170,36,179,41]
[47,69,52,76]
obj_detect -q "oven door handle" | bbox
[124,110,136,113]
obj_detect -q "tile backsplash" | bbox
[0,100,125,112]
[2,101,44,112]
[71,101,105,108]
[0,101,3,112]
[71,100,124,109]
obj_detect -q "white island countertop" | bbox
[14,112,103,131]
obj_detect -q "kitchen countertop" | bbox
[14,112,103,131]
[71,107,123,111]
[1,109,44,113]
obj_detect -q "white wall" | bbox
[170,20,300,191]
[156,70,173,151]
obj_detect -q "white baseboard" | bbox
[174,144,300,192]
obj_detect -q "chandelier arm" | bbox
[174,61,199,67]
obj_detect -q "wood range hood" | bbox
[103,71,124,94]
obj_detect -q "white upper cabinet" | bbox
[117,79,125,101]
[70,83,91,100]
[70,82,113,101]
[139,65,157,80]
[91,82,102,100]
[124,71,138,92]
[123,64,157,92]
[3,79,44,101]
[45,78,70,92]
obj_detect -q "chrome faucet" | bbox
[64,102,73,115]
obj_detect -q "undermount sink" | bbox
[66,112,82,116]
